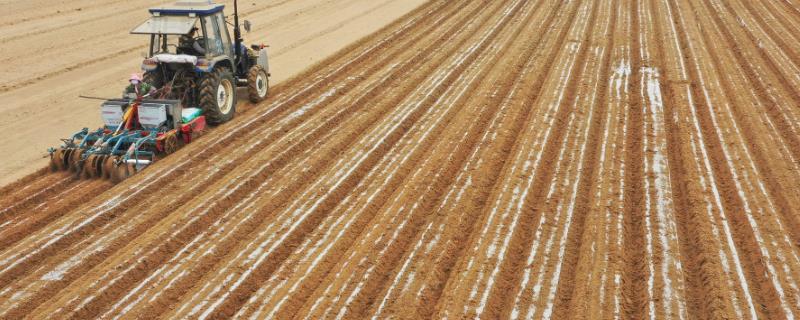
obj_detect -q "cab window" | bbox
[215,13,233,58]
[202,15,224,56]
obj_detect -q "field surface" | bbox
[0,0,425,186]
[2,0,800,318]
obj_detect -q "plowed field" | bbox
[2,0,800,318]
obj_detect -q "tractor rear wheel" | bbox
[247,65,269,103]
[199,67,236,125]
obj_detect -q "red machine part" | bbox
[181,116,206,144]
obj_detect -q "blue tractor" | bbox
[134,0,270,123]
[48,0,270,182]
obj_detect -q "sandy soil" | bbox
[2,0,800,318]
[0,0,427,187]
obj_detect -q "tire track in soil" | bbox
[691,0,800,252]
[271,0,404,58]
[0,2,467,317]
[78,1,494,318]
[0,0,453,304]
[548,0,618,317]
[186,0,534,317]
[474,0,601,318]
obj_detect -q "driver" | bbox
[179,27,206,56]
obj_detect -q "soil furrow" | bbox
[0,0,451,295]
[620,0,647,317]
[767,0,800,30]
[666,0,798,316]
[0,168,50,201]
[644,0,739,317]
[82,1,495,318]
[548,0,618,316]
[186,1,535,317]
[4,0,450,230]
[699,0,800,116]
[767,0,800,38]
[0,2,470,317]
[3,0,800,318]
[0,180,111,249]
[474,1,601,318]
[365,0,576,317]
[731,0,800,69]
[693,0,800,241]
[0,172,74,221]
[429,0,597,317]
[0,0,451,262]
[300,0,557,317]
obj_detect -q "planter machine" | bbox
[48,0,270,182]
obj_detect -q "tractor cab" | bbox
[133,3,235,68]
[130,0,270,125]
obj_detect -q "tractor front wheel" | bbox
[247,65,269,103]
[199,67,237,125]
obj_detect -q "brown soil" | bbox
[1,0,800,318]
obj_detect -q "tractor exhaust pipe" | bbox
[233,0,243,75]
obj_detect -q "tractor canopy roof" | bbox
[148,0,225,16]
[132,1,224,35]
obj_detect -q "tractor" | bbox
[48,0,270,182]
[134,0,270,123]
